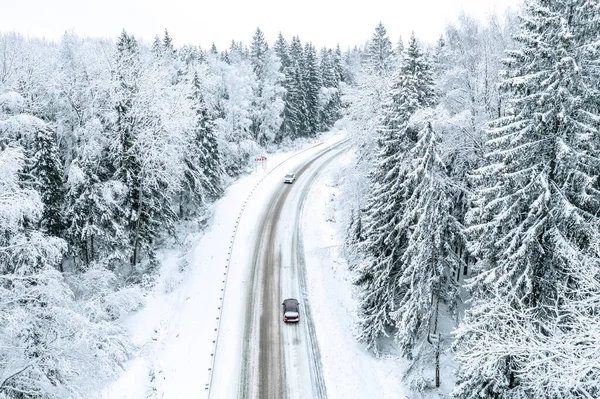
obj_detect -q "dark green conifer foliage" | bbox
[356,33,437,354]
[28,125,65,238]
[303,43,320,136]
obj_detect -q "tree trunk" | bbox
[90,234,95,262]
[132,171,144,266]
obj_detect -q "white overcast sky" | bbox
[1,0,522,49]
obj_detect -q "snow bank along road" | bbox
[210,139,350,399]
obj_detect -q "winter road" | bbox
[211,139,349,399]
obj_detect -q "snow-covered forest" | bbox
[1,0,600,397]
[341,1,600,398]
[0,28,342,397]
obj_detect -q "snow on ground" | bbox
[302,149,411,399]
[103,128,451,399]
[102,130,345,398]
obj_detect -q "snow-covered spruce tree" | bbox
[192,71,222,201]
[0,146,138,398]
[394,36,404,61]
[162,29,175,56]
[113,30,145,267]
[341,25,394,252]
[367,22,395,77]
[318,48,342,130]
[250,28,285,147]
[151,35,162,57]
[282,36,307,140]
[392,120,460,358]
[65,155,128,269]
[355,34,436,354]
[344,22,395,165]
[273,34,288,133]
[455,1,600,397]
[334,45,345,83]
[179,71,223,219]
[112,30,189,272]
[27,124,66,239]
[0,90,66,242]
[303,43,321,137]
[250,27,269,142]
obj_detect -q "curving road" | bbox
[237,141,349,399]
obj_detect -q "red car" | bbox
[282,298,300,323]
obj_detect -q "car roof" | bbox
[283,298,299,307]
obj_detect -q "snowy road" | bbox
[102,132,410,399]
[212,140,349,399]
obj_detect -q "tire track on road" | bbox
[239,139,349,399]
[293,146,350,399]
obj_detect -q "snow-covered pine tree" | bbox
[367,22,394,77]
[64,155,128,269]
[249,28,285,146]
[27,124,65,239]
[392,120,460,359]
[151,35,162,57]
[345,23,395,165]
[273,33,294,142]
[334,45,345,83]
[193,72,222,201]
[456,1,600,397]
[284,36,307,139]
[113,30,144,266]
[250,27,268,79]
[395,36,404,60]
[318,48,341,130]
[163,29,175,56]
[303,43,321,136]
[355,33,436,354]
[180,71,223,218]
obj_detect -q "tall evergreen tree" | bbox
[355,34,436,354]
[395,36,404,58]
[180,71,223,219]
[162,29,175,55]
[367,22,394,77]
[250,27,268,78]
[318,48,342,129]
[303,43,320,136]
[392,121,460,358]
[283,36,307,139]
[274,33,291,71]
[151,35,162,56]
[27,125,65,239]
[456,1,600,397]
[249,27,284,145]
[334,45,344,83]
[113,30,164,269]
[192,72,222,201]
[274,33,293,141]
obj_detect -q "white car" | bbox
[284,173,296,184]
[282,298,300,323]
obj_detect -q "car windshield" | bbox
[285,174,294,178]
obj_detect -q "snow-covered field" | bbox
[102,130,413,398]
